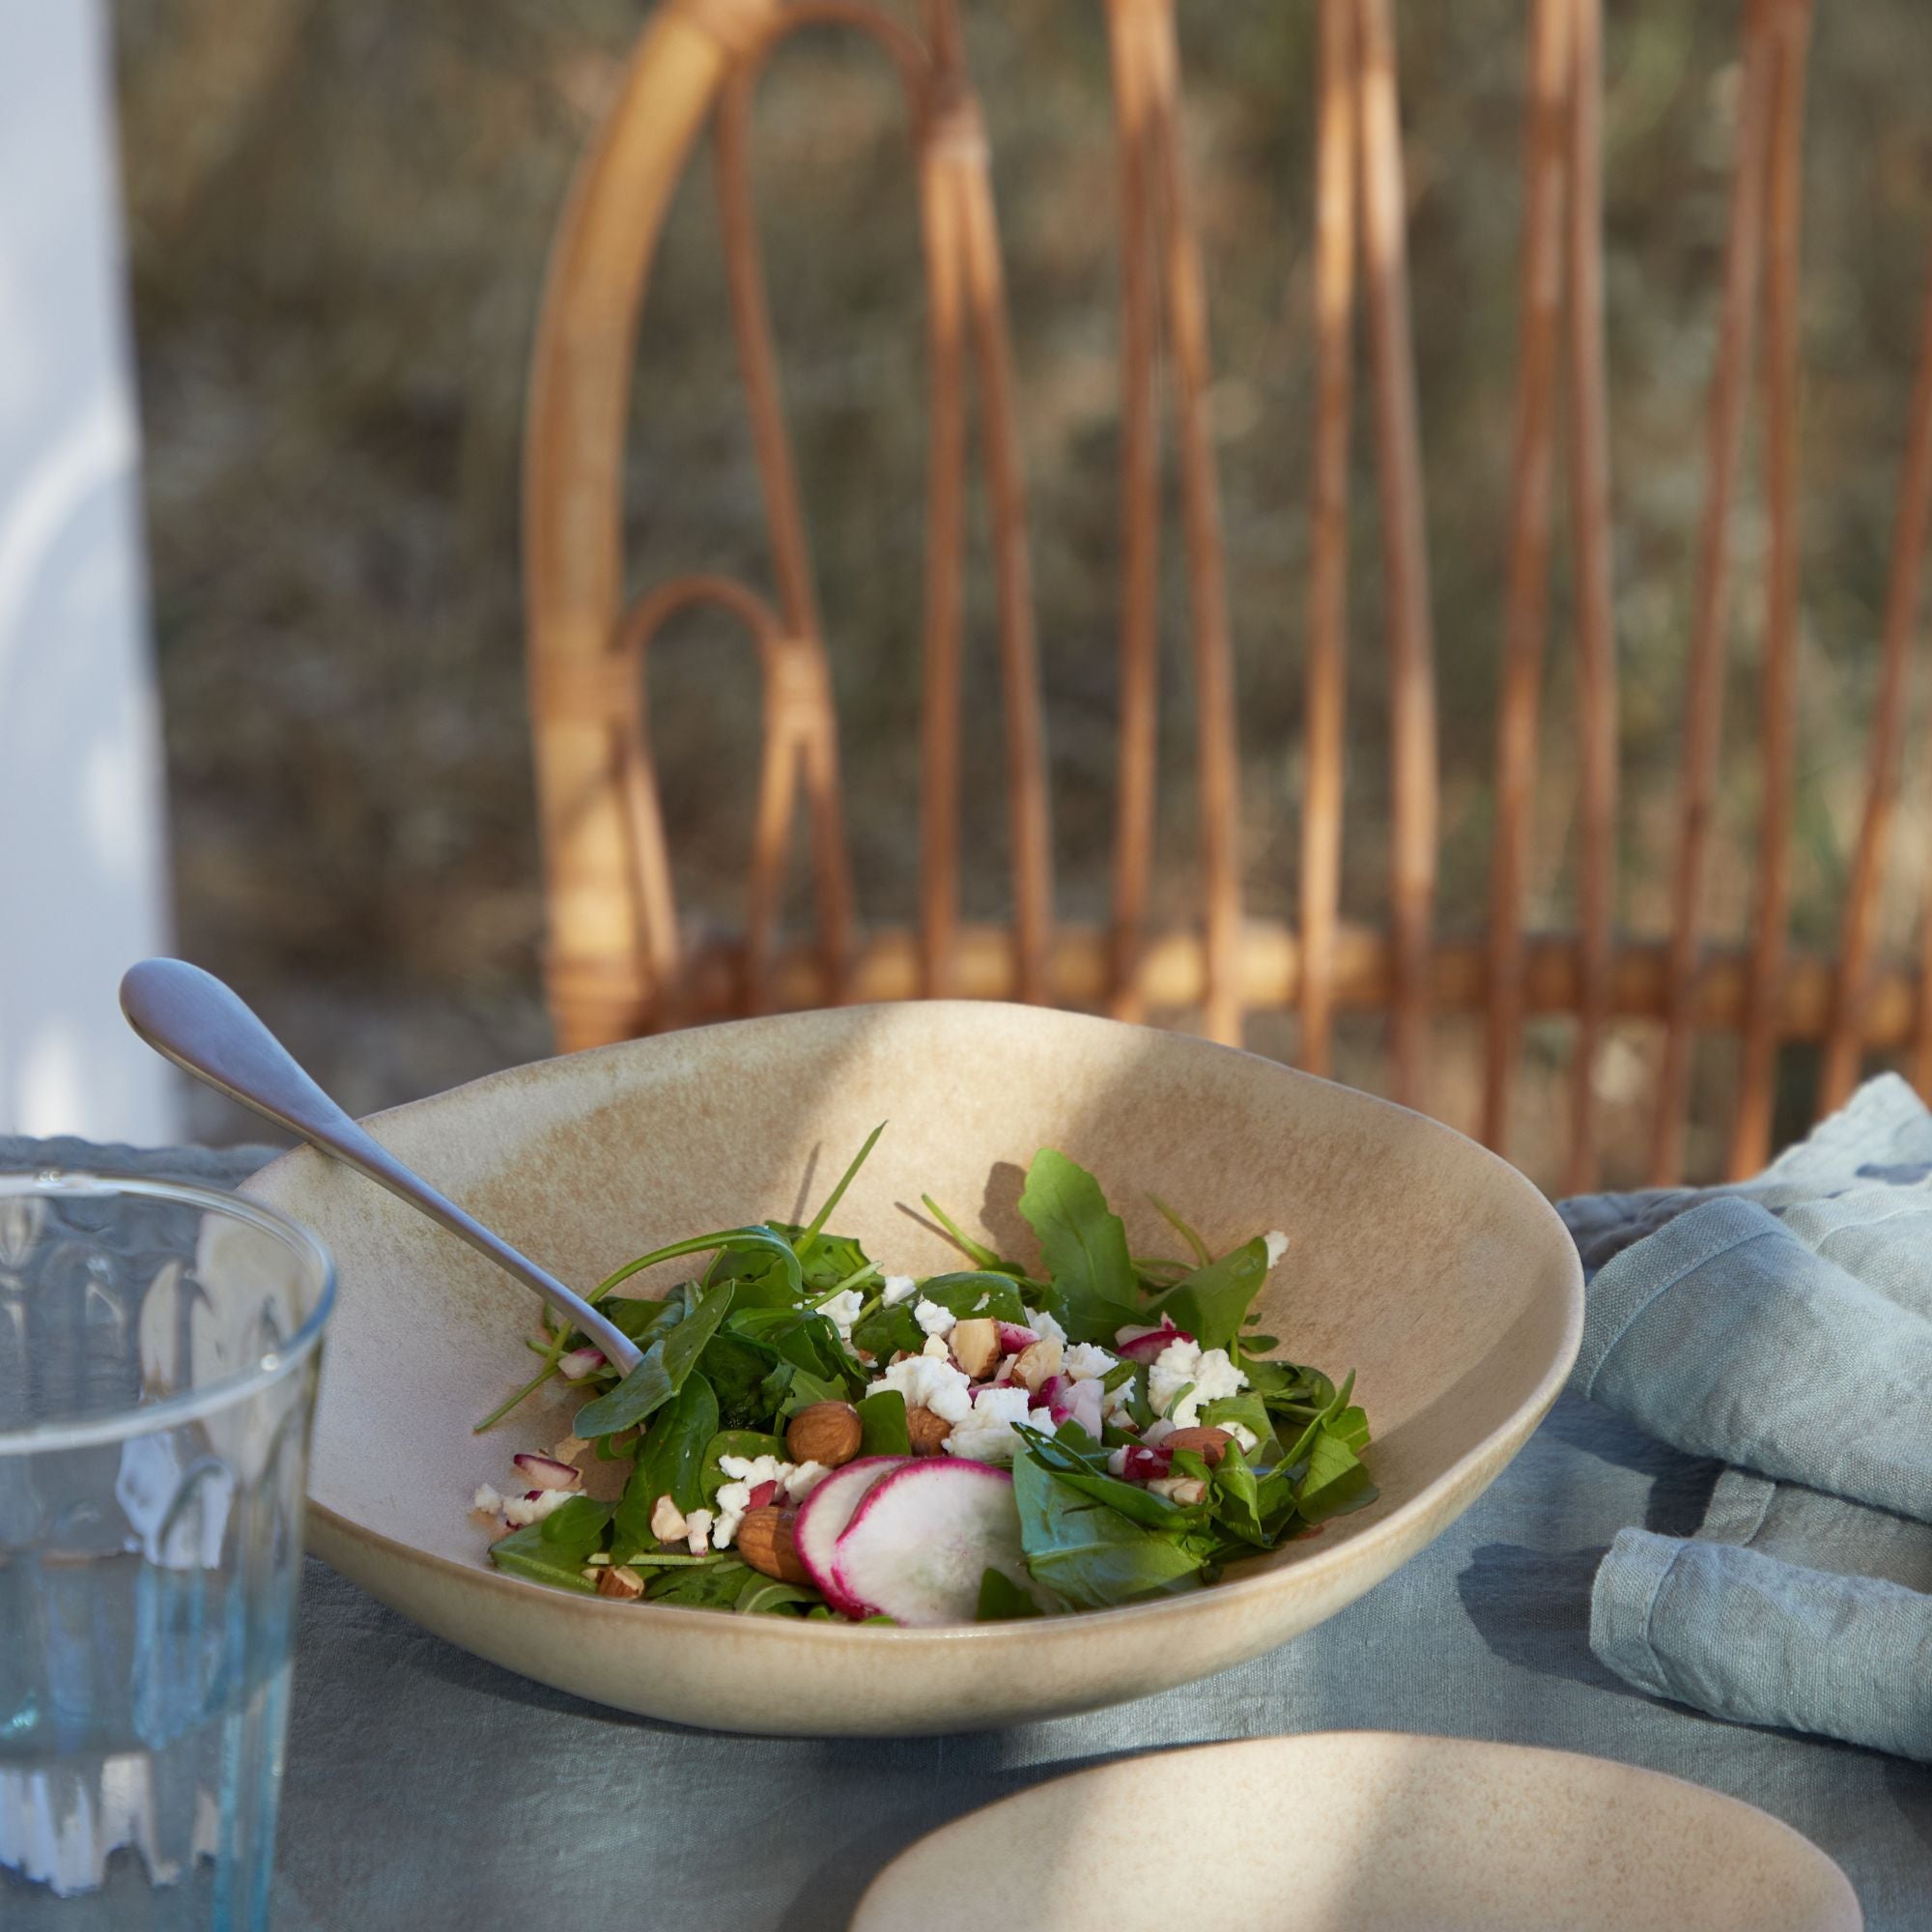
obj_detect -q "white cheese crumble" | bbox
[913,1297,957,1339]
[502,1487,574,1528]
[815,1288,867,1339]
[1063,1341,1118,1382]
[786,1460,830,1501]
[1149,1338,1249,1429]
[471,1484,504,1516]
[880,1274,919,1307]
[713,1454,797,1549]
[683,1507,714,1555]
[1264,1229,1290,1267]
[1022,1307,1068,1348]
[1224,1420,1262,1456]
[871,1352,975,1425]
[944,1385,1052,1464]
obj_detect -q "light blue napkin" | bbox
[1563,1075,1932,1757]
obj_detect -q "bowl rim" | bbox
[252,1000,1585,1643]
[850,1729,1862,1923]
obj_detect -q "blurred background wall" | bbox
[0,0,175,1143]
[105,0,1932,1182]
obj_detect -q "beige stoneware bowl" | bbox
[850,1732,1861,1930]
[245,1002,1584,1736]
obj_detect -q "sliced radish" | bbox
[995,1322,1038,1355]
[745,1479,780,1510]
[1115,1320,1192,1362]
[1065,1378,1104,1439]
[1119,1443,1172,1483]
[512,1453,582,1492]
[832,1461,1037,1627]
[556,1346,607,1380]
[793,1456,907,1616]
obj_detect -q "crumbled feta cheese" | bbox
[913,1297,957,1339]
[1223,1420,1262,1456]
[714,1455,797,1549]
[871,1351,975,1425]
[471,1484,504,1516]
[1022,1307,1067,1348]
[684,1507,715,1554]
[881,1273,919,1307]
[1063,1341,1118,1382]
[1106,1447,1132,1477]
[785,1461,829,1502]
[922,1333,953,1361]
[650,1493,688,1542]
[1149,1339,1248,1428]
[1148,1475,1208,1505]
[816,1288,867,1339]
[1100,1378,1138,1428]
[501,1487,574,1528]
[943,1385,1037,1463]
[1264,1229,1290,1267]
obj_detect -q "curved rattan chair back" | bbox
[525,0,1932,1190]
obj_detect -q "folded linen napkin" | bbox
[1560,1074,1932,1757]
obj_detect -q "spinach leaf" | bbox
[916,1273,1028,1323]
[769,1223,874,1296]
[644,1557,753,1607]
[595,1227,802,1306]
[765,1363,848,1421]
[699,1330,781,1429]
[850,1301,924,1360]
[598,1295,687,1344]
[573,1281,733,1436]
[1296,1429,1379,1524]
[700,1429,786,1503]
[1012,1450,1209,1610]
[1208,1444,1266,1547]
[1198,1392,1280,1463]
[735,1574,824,1616]
[857,1388,911,1457]
[975,1567,1044,1622]
[729,1304,856,1385]
[1011,1425,1186,1531]
[614,1372,719,1551]
[1018,1151,1143,1342]
[1150,1238,1268,1353]
[489,1496,613,1593]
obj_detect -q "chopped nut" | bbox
[1163,1426,1234,1468]
[1150,1475,1208,1506]
[596,1564,645,1600]
[1011,1337,1064,1395]
[650,1493,689,1543]
[950,1318,1001,1379]
[736,1507,811,1584]
[548,1434,590,1465]
[785,1401,864,1468]
[585,1552,611,1566]
[905,1405,953,1456]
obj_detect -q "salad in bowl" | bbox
[471,1131,1374,1626]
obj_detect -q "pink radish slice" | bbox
[745,1479,779,1510]
[512,1453,582,1492]
[556,1346,607,1380]
[832,1461,1037,1627]
[1120,1444,1172,1483]
[995,1322,1037,1355]
[1065,1378,1104,1439]
[1115,1320,1192,1363]
[793,1456,907,1617]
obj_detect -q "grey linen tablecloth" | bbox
[9,1133,1931,1930]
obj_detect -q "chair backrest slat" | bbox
[1649,0,1779,1183]
[1355,0,1438,1111]
[1298,0,1358,1085]
[1729,0,1815,1179]
[1563,0,1617,1196]
[1482,0,1574,1157]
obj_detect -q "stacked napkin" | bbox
[1561,1074,1932,1758]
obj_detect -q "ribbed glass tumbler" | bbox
[0,1173,333,1929]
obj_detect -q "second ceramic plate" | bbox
[851,1732,1860,1932]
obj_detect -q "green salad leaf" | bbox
[613,1372,719,1551]
[975,1567,1045,1622]
[1012,1448,1210,1609]
[1151,1237,1269,1352]
[573,1280,734,1436]
[489,1496,613,1592]
[856,1388,911,1457]
[1018,1150,1143,1342]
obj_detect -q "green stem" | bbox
[474,1359,562,1434]
[796,1122,887,1260]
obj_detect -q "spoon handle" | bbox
[119,958,643,1375]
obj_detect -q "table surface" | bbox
[11,1136,1930,1930]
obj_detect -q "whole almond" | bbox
[736,1507,811,1584]
[595,1563,645,1600]
[1011,1337,1063,1395]
[785,1400,864,1468]
[1164,1425,1234,1468]
[905,1405,953,1456]
[950,1317,1001,1379]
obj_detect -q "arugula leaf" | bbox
[975,1567,1044,1622]
[700,1429,786,1503]
[595,1227,802,1306]
[1012,1450,1209,1610]
[1150,1237,1268,1352]
[573,1280,734,1437]
[1018,1151,1143,1342]
[1011,1425,1189,1531]
[920,1195,1038,1281]
[857,1388,911,1457]
[613,1372,718,1551]
[489,1496,613,1593]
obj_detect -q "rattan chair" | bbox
[524,0,1932,1191]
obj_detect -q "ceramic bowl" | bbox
[245,1002,1583,1736]
[851,1732,1861,1929]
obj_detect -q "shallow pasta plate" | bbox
[850,1732,1861,1930]
[245,1001,1583,1737]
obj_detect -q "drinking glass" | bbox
[0,1172,333,1928]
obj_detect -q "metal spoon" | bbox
[119,957,643,1374]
